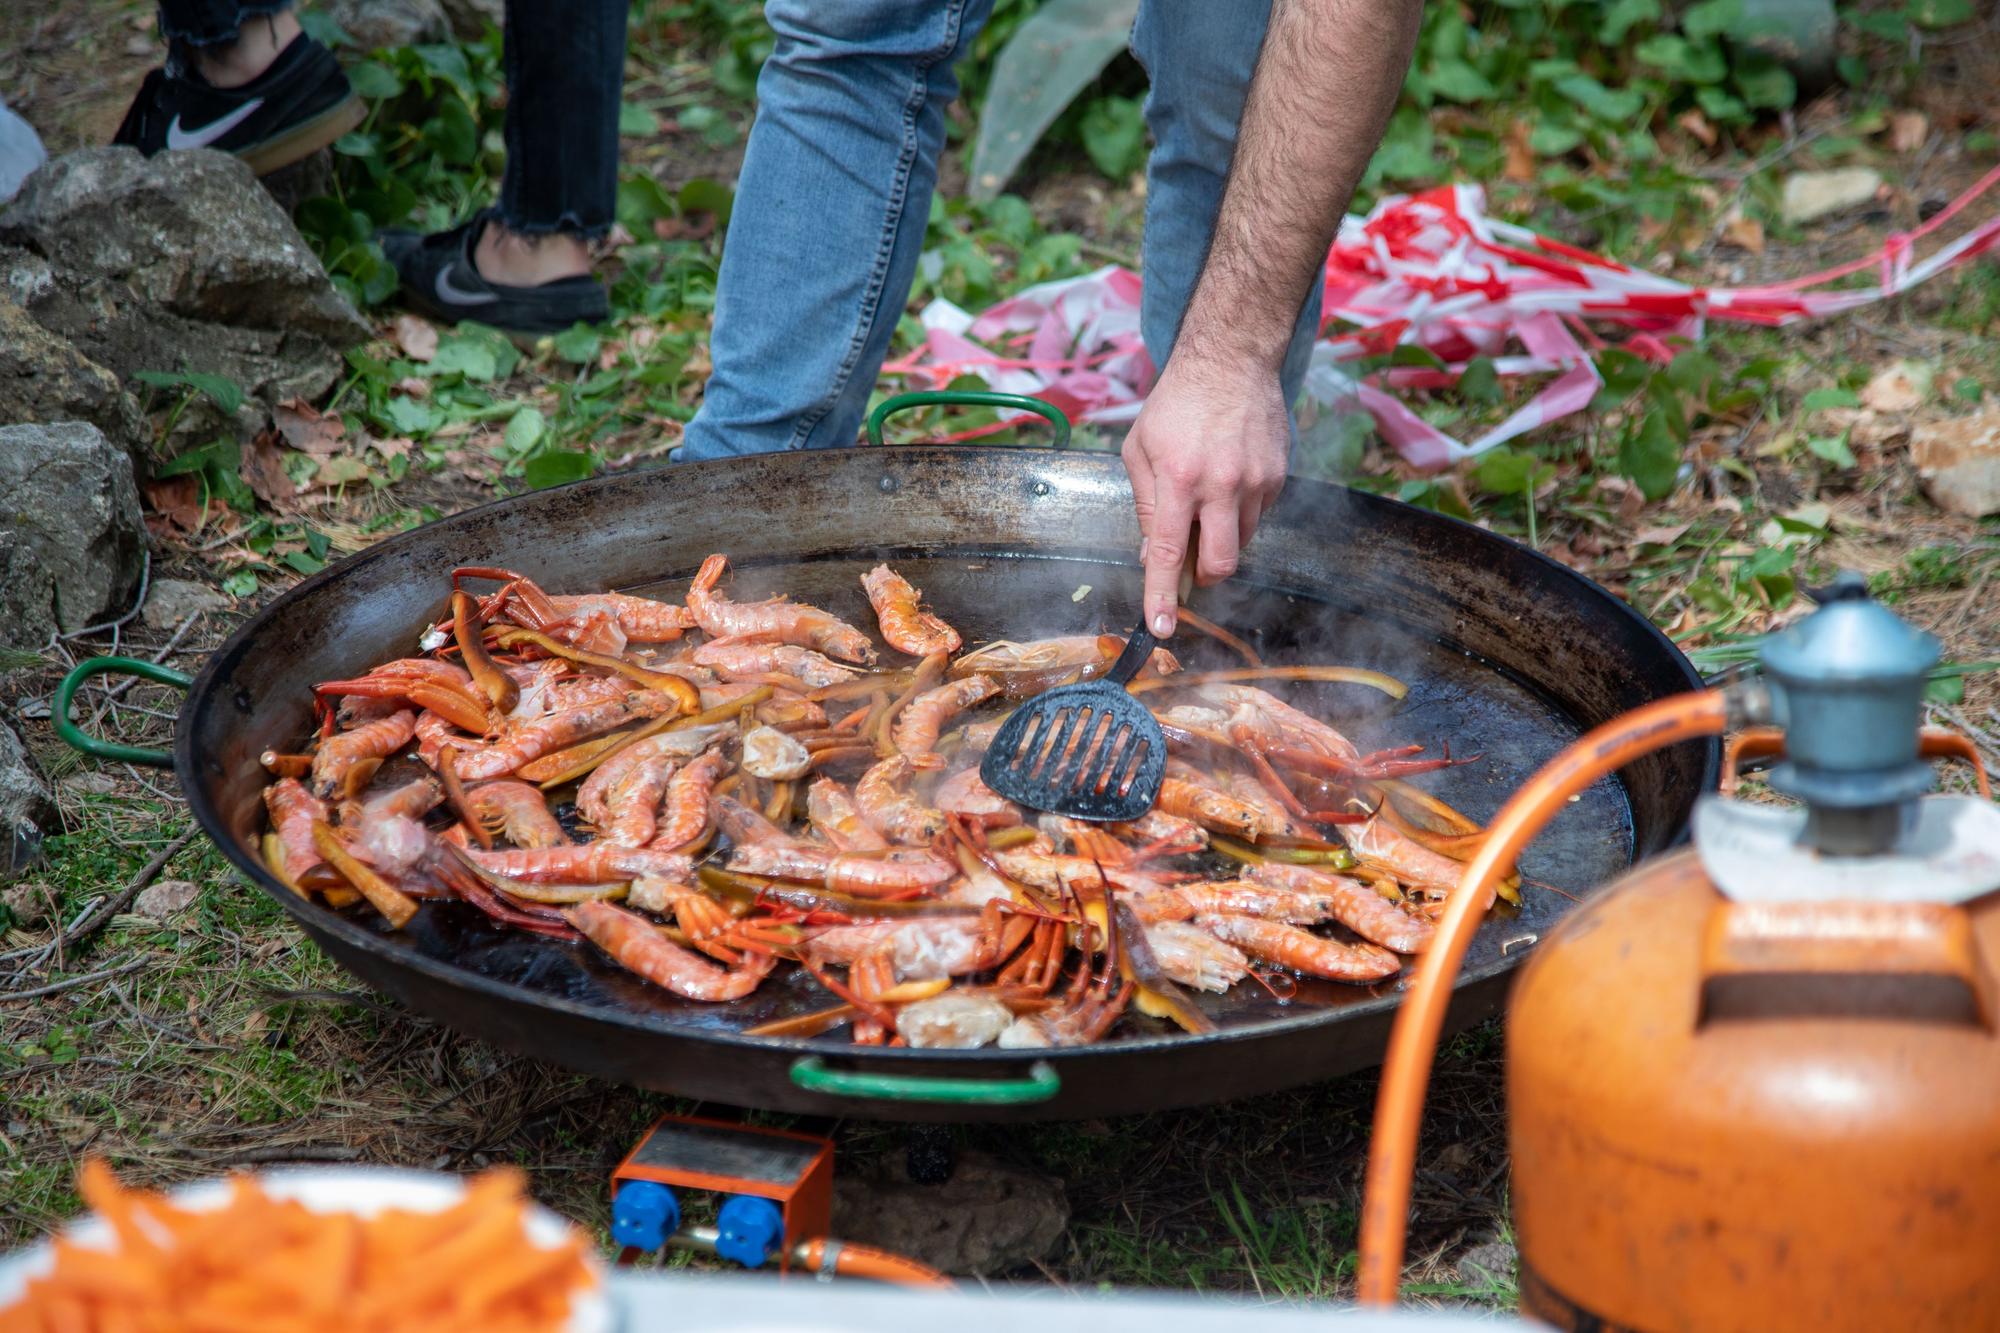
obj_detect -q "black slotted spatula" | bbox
[979,624,1168,821]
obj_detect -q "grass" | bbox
[1,0,1996,1309]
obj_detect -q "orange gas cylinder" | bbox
[1508,846,2000,1330]
[1357,575,2000,1324]
[1504,572,2000,1331]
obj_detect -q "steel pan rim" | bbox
[172,446,1716,1070]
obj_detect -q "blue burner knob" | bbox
[715,1194,784,1269]
[611,1181,680,1252]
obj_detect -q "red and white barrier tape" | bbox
[882,168,2000,466]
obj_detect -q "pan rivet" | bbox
[233,688,253,713]
[1501,933,1540,956]
[878,476,896,493]
[1031,481,1049,496]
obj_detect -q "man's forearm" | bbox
[1174,0,1423,375]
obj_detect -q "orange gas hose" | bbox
[1354,689,1731,1306]
[794,1238,956,1288]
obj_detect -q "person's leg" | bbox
[376,0,618,329]
[677,0,995,462]
[1130,1,1322,415]
[479,0,628,286]
[116,0,360,173]
[155,1,298,85]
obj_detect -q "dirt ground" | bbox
[2,0,1997,1312]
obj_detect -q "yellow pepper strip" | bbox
[489,626,700,711]
[534,687,773,790]
[1127,665,1407,700]
[875,978,952,1005]
[260,833,306,899]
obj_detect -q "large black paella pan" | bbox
[61,442,1714,1121]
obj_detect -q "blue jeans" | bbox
[678,0,1323,461]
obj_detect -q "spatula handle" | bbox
[1105,626,1159,687]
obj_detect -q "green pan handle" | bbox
[789,1055,1060,1105]
[54,656,192,767]
[866,390,1072,449]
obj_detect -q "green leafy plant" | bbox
[294,33,507,307]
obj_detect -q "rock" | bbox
[61,772,117,797]
[0,422,147,650]
[0,148,370,428]
[141,578,232,630]
[326,0,448,48]
[437,0,503,40]
[0,295,147,457]
[134,878,200,920]
[1860,360,1932,414]
[2,881,51,926]
[0,720,55,880]
[1457,1240,1518,1287]
[831,1149,1068,1276]
[1911,408,2000,518]
[1781,167,1883,225]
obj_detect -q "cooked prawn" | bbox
[692,638,859,689]
[855,755,945,845]
[464,781,570,849]
[650,749,730,851]
[263,778,327,885]
[728,841,956,898]
[454,692,680,781]
[465,844,696,885]
[861,564,962,657]
[565,900,774,1001]
[806,778,889,851]
[893,674,998,766]
[1247,860,1435,953]
[310,709,417,798]
[1194,913,1401,984]
[685,554,876,664]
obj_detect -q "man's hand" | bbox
[1120,0,1422,638]
[1123,355,1290,638]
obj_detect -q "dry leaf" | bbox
[315,455,372,488]
[629,325,660,354]
[596,340,627,372]
[393,376,431,399]
[1721,212,1765,254]
[142,475,202,534]
[1595,475,1646,522]
[605,222,638,250]
[273,397,347,457]
[1633,524,1691,547]
[240,429,298,507]
[1860,362,1930,413]
[1677,109,1718,149]
[372,436,414,461]
[1503,122,1534,182]
[394,313,440,362]
[1888,110,1928,154]
[652,214,716,242]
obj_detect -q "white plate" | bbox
[0,1165,610,1332]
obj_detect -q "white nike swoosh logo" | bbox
[165,99,265,150]
[433,264,498,306]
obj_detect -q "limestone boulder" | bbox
[0,421,147,650]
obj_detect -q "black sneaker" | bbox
[112,33,363,176]
[376,211,610,336]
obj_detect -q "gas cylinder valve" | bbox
[714,1195,785,1270]
[1760,570,1940,852]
